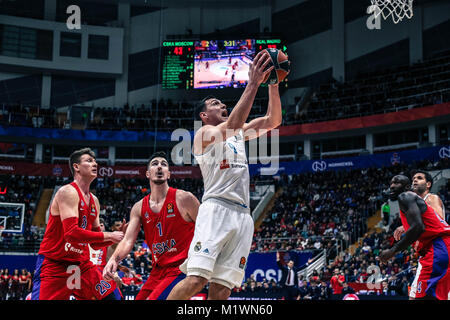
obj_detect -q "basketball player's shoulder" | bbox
[131,198,145,213]
[55,183,79,201]
[91,193,100,206]
[398,191,418,203]
[427,193,444,209]
[427,193,441,202]
[175,189,195,204]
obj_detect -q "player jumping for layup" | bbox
[380,175,450,300]
[32,148,123,300]
[103,151,200,300]
[167,50,281,300]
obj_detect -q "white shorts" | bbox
[179,198,254,289]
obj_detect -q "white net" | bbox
[370,0,414,24]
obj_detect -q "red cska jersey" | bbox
[38,182,98,263]
[141,187,194,269]
[400,201,450,255]
[96,246,108,271]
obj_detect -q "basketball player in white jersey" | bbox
[394,170,446,240]
[167,50,281,300]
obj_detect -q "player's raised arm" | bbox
[380,193,425,262]
[243,83,282,141]
[103,201,142,281]
[176,190,200,223]
[57,186,122,244]
[194,51,273,153]
[226,50,273,130]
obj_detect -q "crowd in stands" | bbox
[0,104,58,129]
[285,51,450,125]
[0,156,448,299]
[236,228,416,300]
[253,158,449,254]
[1,52,449,132]
[0,175,49,251]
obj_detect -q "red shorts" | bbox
[410,237,450,300]
[31,255,121,300]
[135,266,185,300]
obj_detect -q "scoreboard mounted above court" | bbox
[161,38,287,90]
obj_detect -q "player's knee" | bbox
[208,282,231,300]
[186,275,208,290]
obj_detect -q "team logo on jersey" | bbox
[227,142,238,154]
[194,241,202,252]
[167,203,174,214]
[220,159,230,170]
[81,200,84,207]
[239,257,246,269]
[91,203,96,213]
[64,242,83,254]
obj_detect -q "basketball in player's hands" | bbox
[262,48,290,85]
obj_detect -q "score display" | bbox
[162,41,194,89]
[161,39,287,90]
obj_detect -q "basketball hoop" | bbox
[370,0,414,24]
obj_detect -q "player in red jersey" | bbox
[394,170,446,240]
[90,218,127,299]
[380,175,450,300]
[103,151,200,300]
[31,148,124,300]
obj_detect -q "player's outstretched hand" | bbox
[393,226,405,241]
[106,231,124,243]
[103,259,118,281]
[248,50,274,86]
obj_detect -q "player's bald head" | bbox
[392,174,410,187]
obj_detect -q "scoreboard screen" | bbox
[161,41,195,90]
[161,39,287,90]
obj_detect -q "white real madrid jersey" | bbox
[194,128,250,209]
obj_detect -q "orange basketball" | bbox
[262,48,290,84]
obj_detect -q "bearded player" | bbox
[103,151,200,300]
[31,148,123,300]
[394,170,446,240]
[380,175,450,300]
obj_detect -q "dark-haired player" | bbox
[380,175,450,300]
[394,170,446,240]
[103,151,200,300]
[32,148,123,300]
[167,50,281,300]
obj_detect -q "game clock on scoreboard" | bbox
[161,39,287,90]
